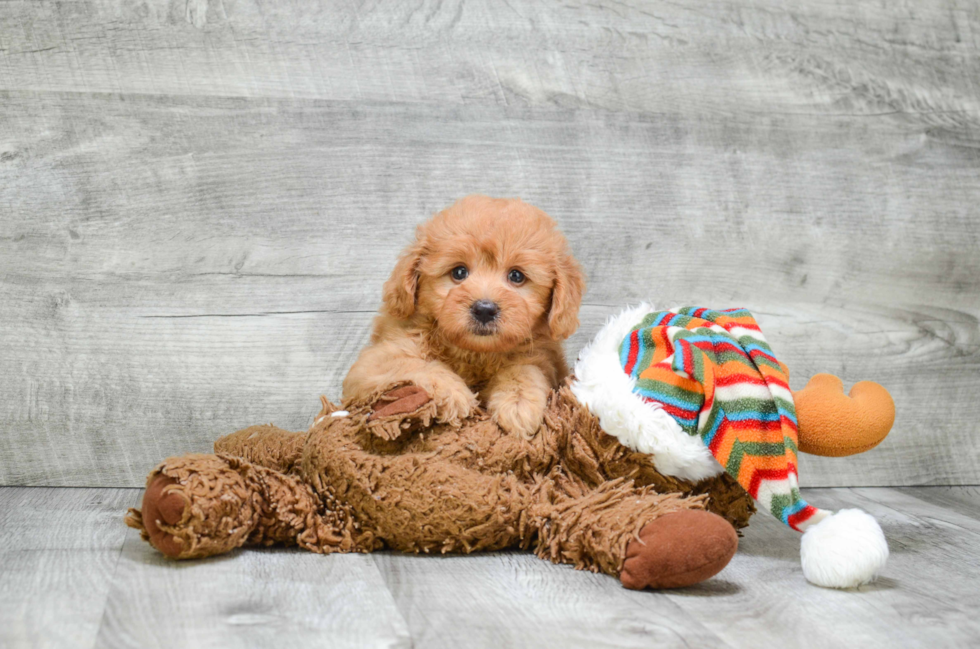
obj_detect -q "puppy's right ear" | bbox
[547,249,585,341]
[382,236,425,319]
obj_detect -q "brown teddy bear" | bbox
[126,305,894,590]
[127,382,753,589]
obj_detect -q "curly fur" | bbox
[126,385,756,574]
[342,195,585,439]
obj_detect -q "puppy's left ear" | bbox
[547,250,585,340]
[382,236,425,319]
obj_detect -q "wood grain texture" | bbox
[372,551,729,649]
[2,486,979,648]
[0,487,140,649]
[894,485,980,525]
[1,0,978,120]
[1,0,979,487]
[661,487,980,649]
[95,527,411,649]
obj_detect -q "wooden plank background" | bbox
[1,0,978,487]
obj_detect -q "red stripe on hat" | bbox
[714,373,789,391]
[683,341,695,376]
[656,401,701,421]
[624,329,640,376]
[708,420,729,455]
[725,418,784,432]
[747,467,790,499]
[788,505,819,531]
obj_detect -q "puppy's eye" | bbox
[507,269,526,285]
[451,265,469,281]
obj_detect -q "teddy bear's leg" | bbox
[689,471,757,531]
[526,476,737,589]
[125,454,262,559]
[213,423,308,473]
[125,453,374,559]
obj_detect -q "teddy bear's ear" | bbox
[547,249,585,340]
[382,233,426,319]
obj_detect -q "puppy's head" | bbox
[382,195,585,353]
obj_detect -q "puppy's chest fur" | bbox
[422,333,531,389]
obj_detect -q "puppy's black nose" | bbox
[470,300,499,325]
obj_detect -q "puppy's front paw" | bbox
[436,382,479,426]
[489,396,546,439]
[414,375,478,426]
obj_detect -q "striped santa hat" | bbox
[570,304,888,588]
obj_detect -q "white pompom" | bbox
[800,509,889,588]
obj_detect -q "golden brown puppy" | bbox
[343,195,585,438]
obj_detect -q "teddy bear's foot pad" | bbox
[620,510,738,589]
[135,475,187,558]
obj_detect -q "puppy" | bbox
[342,195,585,438]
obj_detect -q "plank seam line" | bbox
[90,490,143,649]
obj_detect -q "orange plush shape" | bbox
[794,374,895,457]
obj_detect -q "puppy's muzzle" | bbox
[470,300,500,333]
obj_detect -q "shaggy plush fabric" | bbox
[127,451,374,558]
[127,384,755,578]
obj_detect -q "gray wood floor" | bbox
[0,486,977,649]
